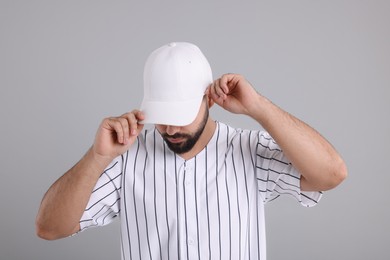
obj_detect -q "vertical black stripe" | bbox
[132,138,142,259]
[248,131,256,170]
[225,160,232,260]
[239,133,251,260]
[215,124,222,260]
[174,155,180,259]
[163,143,171,260]
[153,131,162,260]
[255,180,261,260]
[194,156,201,260]
[224,124,232,260]
[225,122,229,146]
[205,147,212,260]
[231,144,242,260]
[122,152,132,260]
[249,131,261,260]
[183,161,189,260]
[142,132,152,260]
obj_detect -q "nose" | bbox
[166,125,180,136]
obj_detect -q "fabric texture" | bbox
[79,121,322,260]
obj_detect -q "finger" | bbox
[123,110,144,136]
[216,78,229,100]
[132,110,145,134]
[106,118,126,144]
[119,113,136,139]
[132,110,145,124]
[220,74,235,94]
[208,82,221,101]
[118,117,131,142]
[205,85,210,96]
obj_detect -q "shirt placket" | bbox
[178,159,198,259]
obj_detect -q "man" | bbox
[36,42,347,260]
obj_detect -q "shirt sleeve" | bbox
[255,131,322,207]
[78,156,123,232]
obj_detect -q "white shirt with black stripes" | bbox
[79,121,322,260]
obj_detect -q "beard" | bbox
[162,106,209,155]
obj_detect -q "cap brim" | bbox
[139,95,203,126]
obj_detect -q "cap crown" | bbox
[143,42,212,102]
[140,42,213,126]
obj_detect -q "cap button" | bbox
[168,42,177,47]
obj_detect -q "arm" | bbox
[35,110,144,240]
[207,74,347,191]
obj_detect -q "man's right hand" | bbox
[36,109,145,240]
[92,110,145,162]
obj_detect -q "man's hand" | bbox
[92,110,145,162]
[207,73,260,116]
[36,109,145,240]
[209,73,347,192]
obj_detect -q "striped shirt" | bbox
[79,121,322,260]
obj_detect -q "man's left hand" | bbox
[207,73,260,116]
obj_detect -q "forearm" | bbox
[36,147,111,240]
[249,94,347,191]
[209,73,347,190]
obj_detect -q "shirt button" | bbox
[185,171,192,185]
[185,174,192,185]
[188,238,195,245]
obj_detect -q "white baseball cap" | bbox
[140,42,213,126]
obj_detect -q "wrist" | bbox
[246,94,270,120]
[86,147,114,173]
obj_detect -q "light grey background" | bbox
[1,0,389,259]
